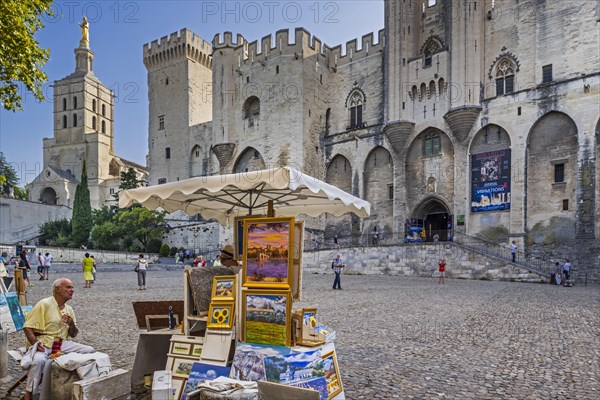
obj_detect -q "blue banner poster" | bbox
[471,150,511,212]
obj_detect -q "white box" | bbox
[152,370,173,400]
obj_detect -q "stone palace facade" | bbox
[144,1,599,261]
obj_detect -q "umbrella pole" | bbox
[267,200,275,217]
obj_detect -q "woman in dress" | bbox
[82,253,94,288]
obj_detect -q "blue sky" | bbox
[0,0,384,185]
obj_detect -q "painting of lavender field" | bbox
[243,217,293,288]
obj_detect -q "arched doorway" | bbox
[40,187,58,205]
[408,196,452,241]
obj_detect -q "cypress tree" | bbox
[71,160,93,246]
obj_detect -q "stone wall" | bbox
[303,243,559,283]
[0,198,72,244]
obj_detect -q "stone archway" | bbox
[190,145,203,177]
[233,147,266,173]
[411,195,452,241]
[526,111,578,229]
[40,187,57,205]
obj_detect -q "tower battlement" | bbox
[325,29,385,69]
[144,28,212,70]
[212,27,383,69]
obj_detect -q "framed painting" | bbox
[172,357,196,379]
[170,342,192,356]
[241,289,291,347]
[211,275,237,302]
[234,215,264,259]
[172,377,186,400]
[191,344,203,357]
[302,308,317,328]
[181,362,231,400]
[242,216,295,289]
[322,350,343,399]
[207,302,235,329]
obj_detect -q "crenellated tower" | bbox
[144,28,213,185]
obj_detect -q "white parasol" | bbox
[118,166,370,225]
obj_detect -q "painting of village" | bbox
[263,349,328,400]
[243,291,290,347]
[243,217,293,288]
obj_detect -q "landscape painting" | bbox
[229,342,291,382]
[263,349,327,400]
[242,290,291,347]
[243,217,294,289]
[211,275,236,302]
[181,362,231,400]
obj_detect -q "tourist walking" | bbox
[563,259,571,282]
[135,253,148,290]
[37,252,46,280]
[44,252,52,280]
[90,255,97,283]
[331,254,345,290]
[510,240,517,263]
[18,252,32,287]
[82,253,94,288]
[554,262,562,286]
[438,258,446,284]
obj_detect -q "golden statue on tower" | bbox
[79,16,89,47]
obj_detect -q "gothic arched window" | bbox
[73,114,77,127]
[92,116,96,130]
[92,99,96,112]
[62,115,67,129]
[495,59,515,96]
[348,91,364,129]
[62,98,67,111]
[101,120,106,134]
[423,133,441,157]
[242,96,260,128]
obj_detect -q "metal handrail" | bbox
[452,231,554,276]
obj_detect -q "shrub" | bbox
[129,244,142,252]
[147,238,163,254]
[169,246,179,256]
[160,244,171,257]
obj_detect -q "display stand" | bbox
[184,270,208,336]
[13,270,26,306]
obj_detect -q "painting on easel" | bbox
[242,217,294,289]
[0,292,26,332]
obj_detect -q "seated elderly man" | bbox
[22,278,95,400]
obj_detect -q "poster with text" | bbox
[471,149,511,212]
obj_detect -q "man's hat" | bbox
[221,244,235,259]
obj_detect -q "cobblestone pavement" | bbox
[2,268,598,399]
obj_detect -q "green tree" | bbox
[71,161,93,246]
[92,205,117,226]
[90,221,120,250]
[119,167,141,190]
[116,207,166,251]
[39,218,71,245]
[0,0,53,111]
[0,152,19,196]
